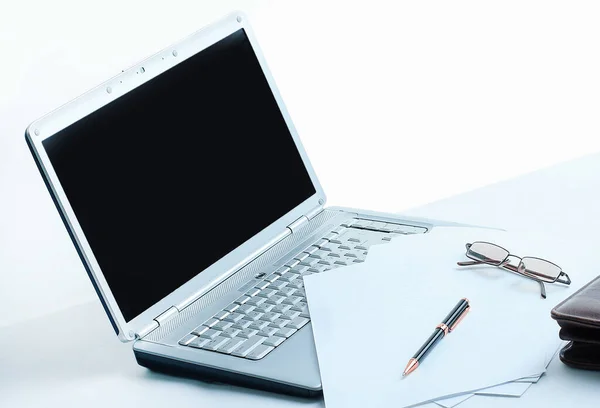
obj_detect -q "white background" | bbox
[2,0,600,328]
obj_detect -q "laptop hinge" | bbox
[287,215,308,233]
[287,205,323,234]
[155,306,179,325]
[305,205,324,220]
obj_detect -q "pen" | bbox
[403,298,471,377]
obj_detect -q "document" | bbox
[304,227,595,408]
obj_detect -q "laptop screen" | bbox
[42,29,316,322]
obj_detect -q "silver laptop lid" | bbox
[25,13,326,341]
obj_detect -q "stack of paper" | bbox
[304,227,596,408]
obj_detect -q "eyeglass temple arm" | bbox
[457,260,480,266]
[457,259,548,299]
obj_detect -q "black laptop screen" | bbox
[42,29,316,322]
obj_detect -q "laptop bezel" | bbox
[25,12,326,341]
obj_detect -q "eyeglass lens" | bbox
[466,242,509,266]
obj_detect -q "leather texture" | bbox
[551,275,600,370]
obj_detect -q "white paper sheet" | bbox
[435,338,561,407]
[305,227,596,408]
[435,394,473,408]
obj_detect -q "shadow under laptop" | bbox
[0,301,322,405]
[140,369,320,405]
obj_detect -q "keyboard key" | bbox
[235,296,251,305]
[353,259,365,263]
[178,334,197,346]
[192,326,210,336]
[255,303,275,313]
[222,328,241,338]
[323,233,337,240]
[291,301,308,312]
[344,251,358,258]
[246,345,275,360]
[287,317,310,330]
[245,311,263,321]
[202,336,231,351]
[213,321,233,331]
[287,279,304,289]
[281,310,301,320]
[355,245,368,251]
[199,329,221,339]
[266,295,286,305]
[380,224,394,233]
[329,238,342,244]
[202,318,219,328]
[338,245,351,250]
[224,303,240,313]
[245,288,260,297]
[223,312,244,323]
[257,288,278,298]
[248,320,270,331]
[341,219,355,227]
[246,297,267,307]
[217,337,246,354]
[254,280,270,290]
[285,258,300,269]
[274,327,297,338]
[331,226,346,234]
[327,252,341,258]
[317,259,332,266]
[260,312,280,322]
[263,336,285,347]
[272,304,292,314]
[277,287,296,297]
[232,320,253,329]
[269,318,290,329]
[283,296,303,306]
[267,280,288,290]
[382,236,392,242]
[285,259,300,268]
[334,260,348,266]
[347,237,361,243]
[299,258,320,267]
[279,272,299,282]
[290,264,311,274]
[257,327,279,337]
[314,239,328,247]
[213,311,230,320]
[293,252,310,262]
[319,243,334,252]
[274,266,290,275]
[299,307,310,318]
[352,219,371,228]
[265,273,280,283]
[239,328,259,338]
[294,288,306,297]
[308,252,324,260]
[189,338,211,349]
[231,336,265,357]
[369,221,387,230]
[236,304,255,315]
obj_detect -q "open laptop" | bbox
[26,12,454,396]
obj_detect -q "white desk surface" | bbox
[3,153,600,407]
[4,1,600,406]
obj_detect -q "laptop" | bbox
[26,12,449,396]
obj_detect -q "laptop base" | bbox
[134,349,322,398]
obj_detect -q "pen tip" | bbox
[403,358,419,377]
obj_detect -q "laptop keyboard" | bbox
[177,218,427,360]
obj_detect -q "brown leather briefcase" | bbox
[551,275,600,370]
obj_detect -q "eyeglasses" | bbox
[457,241,571,299]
